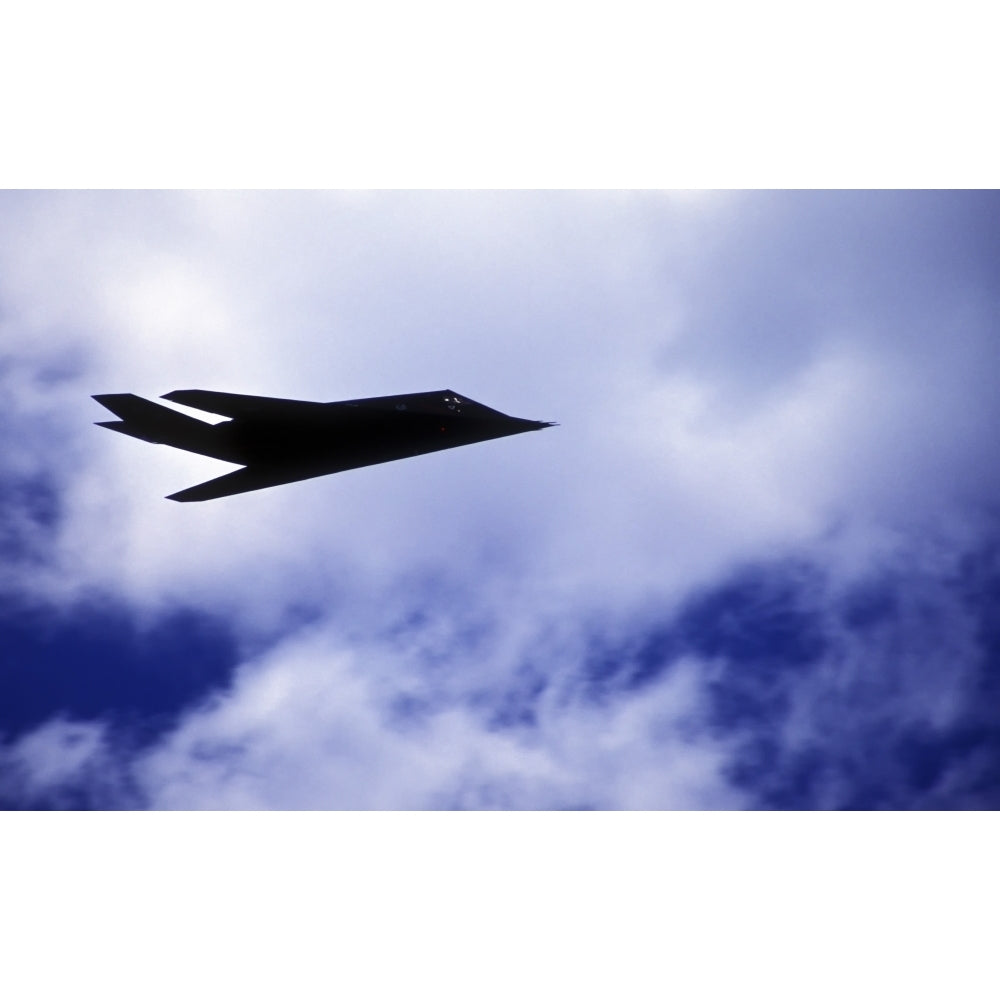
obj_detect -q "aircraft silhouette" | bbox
[93,389,555,501]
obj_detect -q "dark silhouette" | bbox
[93,389,555,501]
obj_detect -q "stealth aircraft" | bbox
[93,389,555,501]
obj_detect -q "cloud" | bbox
[130,620,744,810]
[0,717,125,808]
[1,190,998,808]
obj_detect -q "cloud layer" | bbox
[2,190,998,808]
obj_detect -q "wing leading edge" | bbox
[165,464,334,502]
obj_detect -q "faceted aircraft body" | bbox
[93,389,555,501]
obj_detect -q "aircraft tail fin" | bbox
[92,394,236,461]
[94,418,158,443]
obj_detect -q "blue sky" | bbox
[1,189,998,809]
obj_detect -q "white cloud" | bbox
[0,718,110,803]
[134,627,742,810]
[2,190,997,808]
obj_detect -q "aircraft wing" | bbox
[161,390,329,420]
[166,464,337,502]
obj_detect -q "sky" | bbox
[5,10,997,998]
[2,189,998,810]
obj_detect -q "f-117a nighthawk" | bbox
[93,389,555,501]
